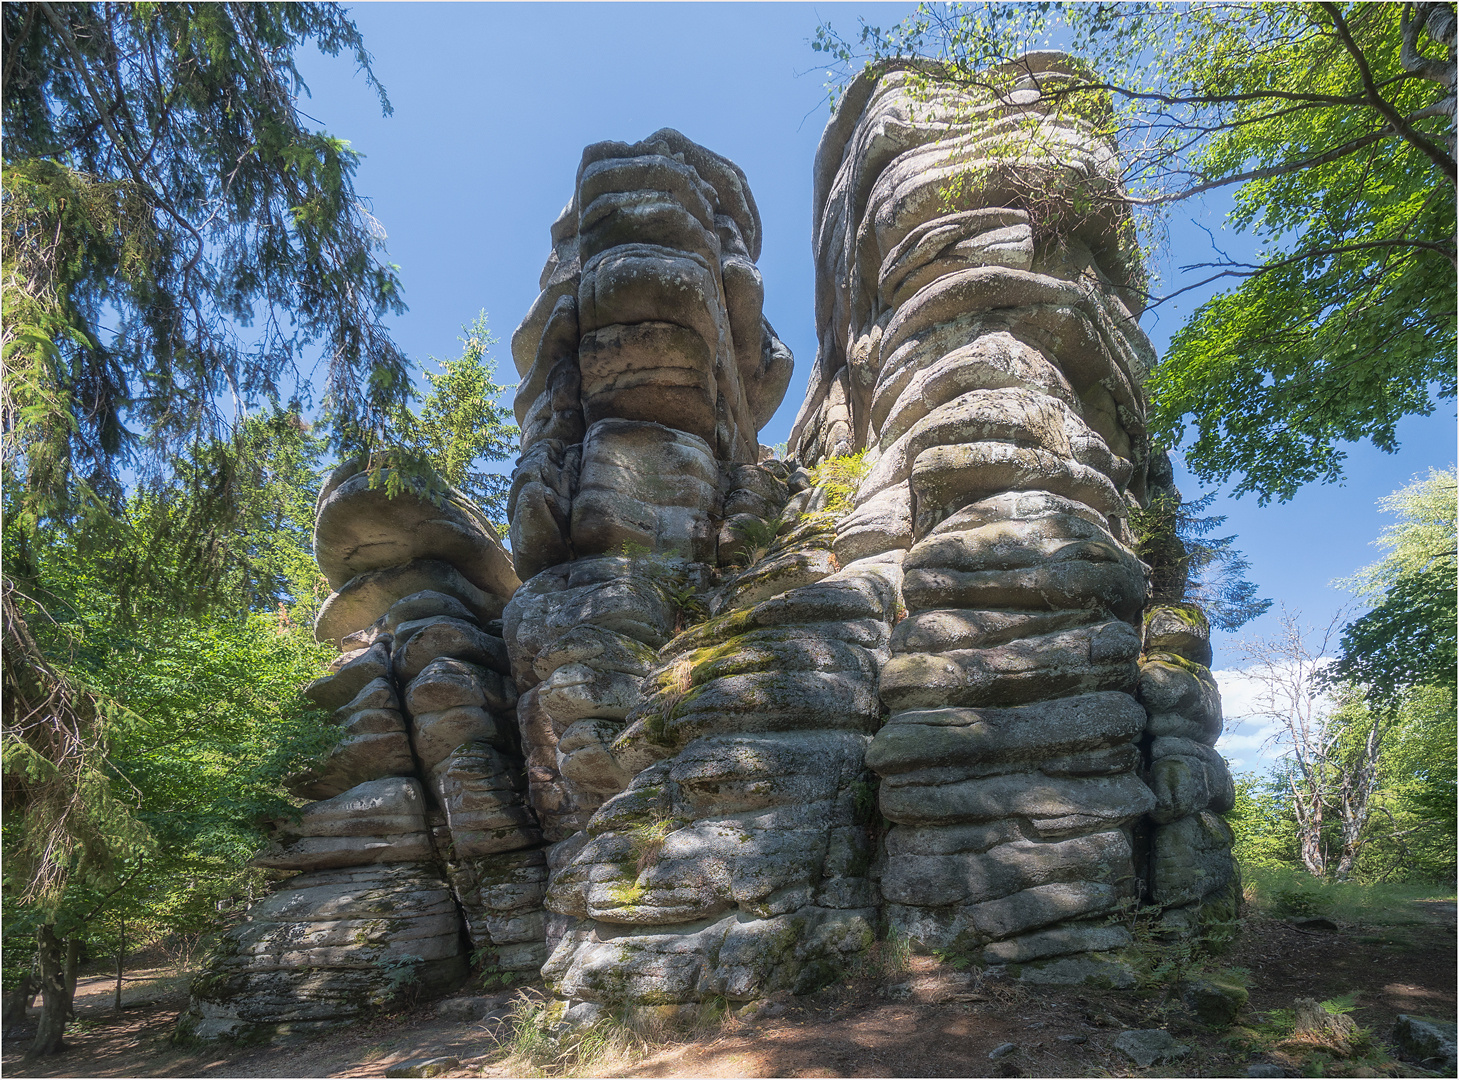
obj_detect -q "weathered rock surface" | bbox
[1140,600,1239,932]
[314,465,519,598]
[385,1057,460,1079]
[801,55,1164,976]
[195,69,1243,1029]
[1113,1028,1191,1068]
[1393,1013,1458,1073]
[188,460,545,1040]
[446,847,551,973]
[250,778,435,872]
[1180,976,1249,1027]
[504,128,905,1008]
[178,863,468,1040]
[314,560,504,647]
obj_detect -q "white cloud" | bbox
[1211,662,1334,775]
[1214,719,1283,772]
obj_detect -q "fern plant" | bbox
[727,510,791,569]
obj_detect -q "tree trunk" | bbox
[1300,802,1326,877]
[2,969,38,1032]
[24,925,71,1060]
[63,936,81,1019]
[1290,774,1327,877]
[113,917,125,1013]
[1334,714,1385,880]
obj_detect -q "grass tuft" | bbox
[629,813,677,876]
[488,988,733,1077]
[849,934,914,981]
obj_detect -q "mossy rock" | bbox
[1179,976,1248,1027]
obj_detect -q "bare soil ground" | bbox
[4,901,1453,1079]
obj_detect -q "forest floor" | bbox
[3,893,1454,1079]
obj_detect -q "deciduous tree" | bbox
[1330,466,1458,703]
[814,1,1457,503]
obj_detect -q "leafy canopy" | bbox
[814,2,1457,503]
[1,412,331,915]
[1330,466,1458,703]
[1,3,409,925]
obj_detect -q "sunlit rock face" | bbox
[182,462,545,1040]
[504,130,889,1008]
[189,66,1242,1030]
[508,127,793,584]
[799,54,1234,981]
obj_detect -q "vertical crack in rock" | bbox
[182,464,544,1040]
[187,65,1239,1029]
[806,55,1236,985]
[504,129,891,1011]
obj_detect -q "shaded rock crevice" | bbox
[188,68,1241,1031]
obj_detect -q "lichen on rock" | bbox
[189,64,1240,1033]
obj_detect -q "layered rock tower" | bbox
[188,56,1237,1036]
[183,469,544,1038]
[504,129,885,1007]
[793,54,1236,979]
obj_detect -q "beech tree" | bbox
[814,1,1457,503]
[1234,611,1393,881]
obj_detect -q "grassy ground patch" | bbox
[1243,865,1456,926]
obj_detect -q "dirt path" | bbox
[4,903,1454,1078]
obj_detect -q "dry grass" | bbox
[487,989,734,1078]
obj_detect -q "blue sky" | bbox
[292,3,1455,768]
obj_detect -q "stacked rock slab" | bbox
[537,500,896,1006]
[1139,460,1239,937]
[793,54,1234,981]
[190,58,1244,1024]
[503,129,885,1008]
[183,462,542,1039]
[505,128,794,841]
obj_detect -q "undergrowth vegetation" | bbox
[1242,864,1456,927]
[488,989,732,1078]
[807,450,870,519]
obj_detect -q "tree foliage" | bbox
[1,414,338,1054]
[2,412,330,915]
[1226,471,1457,886]
[1330,466,1457,703]
[385,312,518,528]
[1131,488,1271,631]
[1230,686,1456,884]
[1,606,339,1011]
[2,6,404,974]
[2,1,410,530]
[1363,685,1458,882]
[814,1,1457,503]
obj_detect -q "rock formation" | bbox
[182,464,543,1040]
[187,56,1239,1036]
[796,53,1236,980]
[504,129,882,1009]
